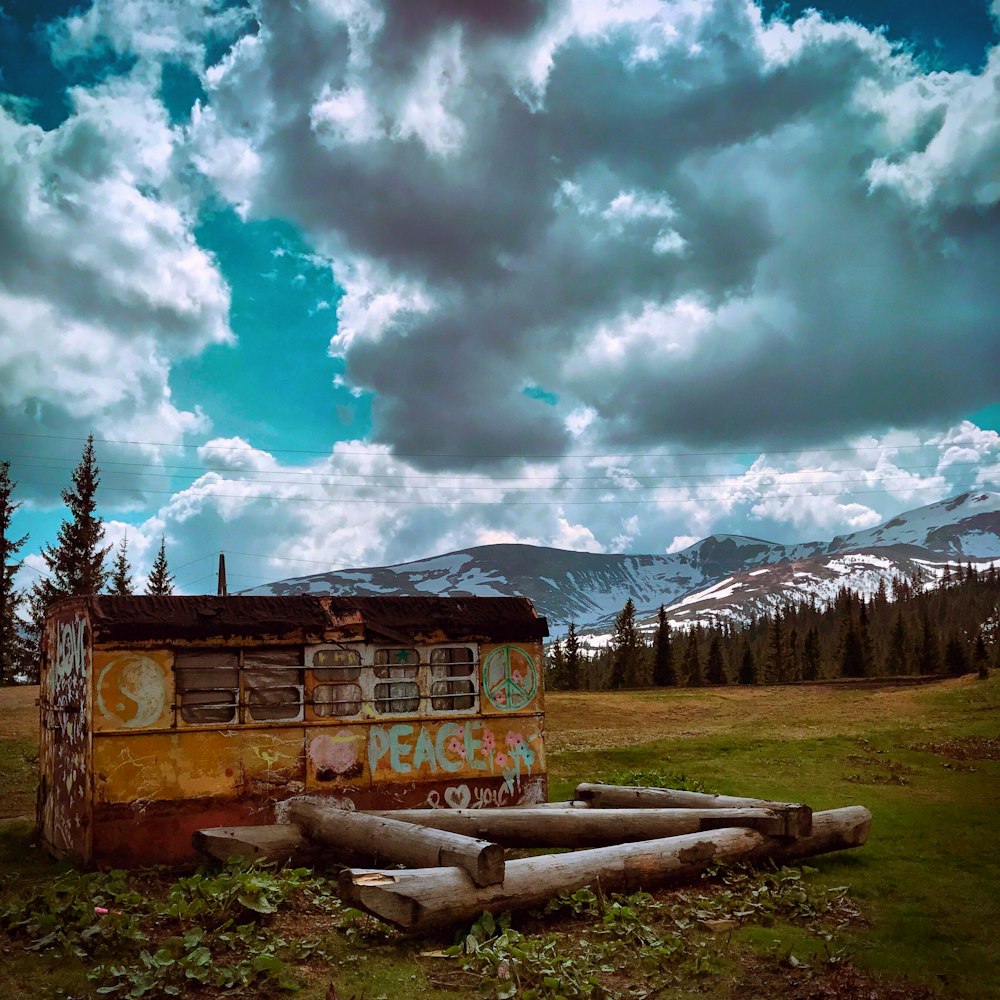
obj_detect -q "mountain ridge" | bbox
[247,491,1000,636]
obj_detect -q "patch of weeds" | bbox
[454,866,864,999]
[843,740,915,785]
[447,910,605,999]
[599,768,709,792]
[1,858,344,997]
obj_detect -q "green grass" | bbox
[2,675,999,998]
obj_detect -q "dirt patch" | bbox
[914,735,1000,761]
[728,957,936,1000]
[0,686,38,741]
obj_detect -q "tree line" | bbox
[547,568,1000,691]
[1,437,176,684]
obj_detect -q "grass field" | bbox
[2,675,998,999]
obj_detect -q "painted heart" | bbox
[444,784,472,809]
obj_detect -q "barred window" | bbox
[245,648,303,722]
[312,648,362,718]
[430,646,476,711]
[373,648,419,713]
[175,651,239,724]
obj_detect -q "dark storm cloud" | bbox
[194,0,1000,467]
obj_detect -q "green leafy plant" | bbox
[2,859,342,997]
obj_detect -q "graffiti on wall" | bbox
[95,653,169,729]
[42,614,90,856]
[366,719,540,796]
[482,645,538,710]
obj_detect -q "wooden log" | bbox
[287,801,504,887]
[363,806,791,845]
[751,805,871,864]
[338,806,870,933]
[575,783,812,838]
[340,826,764,932]
[192,824,310,864]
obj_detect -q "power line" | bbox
[8,475,993,506]
[0,427,969,462]
[1,450,982,489]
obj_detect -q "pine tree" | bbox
[108,538,135,596]
[547,638,568,690]
[886,614,908,675]
[767,612,785,683]
[684,630,703,687]
[802,626,821,681]
[916,611,941,675]
[27,435,111,664]
[146,538,175,596]
[610,598,642,689]
[840,619,866,678]
[652,605,676,686]
[565,622,582,690]
[706,634,726,685]
[0,461,30,684]
[943,634,967,676]
[972,630,989,680]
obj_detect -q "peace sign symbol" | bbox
[482,645,538,711]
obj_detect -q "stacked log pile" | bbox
[194,784,871,933]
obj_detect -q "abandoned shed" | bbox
[38,594,548,867]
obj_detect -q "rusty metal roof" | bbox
[63,594,548,644]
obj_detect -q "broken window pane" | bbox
[245,648,303,722]
[175,651,239,724]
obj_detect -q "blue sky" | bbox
[1,0,998,595]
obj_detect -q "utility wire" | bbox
[0,427,969,461]
[7,476,991,506]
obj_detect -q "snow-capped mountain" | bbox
[248,491,1000,636]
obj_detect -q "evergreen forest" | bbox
[546,566,1000,690]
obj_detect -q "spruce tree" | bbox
[767,612,785,683]
[684,630,703,687]
[916,611,941,675]
[547,638,568,690]
[27,435,111,663]
[565,622,582,690]
[108,538,135,596]
[886,615,908,675]
[610,598,642,689]
[972,630,989,680]
[802,626,821,681]
[943,634,967,676]
[706,634,726,685]
[652,605,676,686]
[146,538,175,596]
[0,461,30,684]
[738,644,757,685]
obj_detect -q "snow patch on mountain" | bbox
[247,491,1000,638]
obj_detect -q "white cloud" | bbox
[667,534,699,554]
[0,76,230,464]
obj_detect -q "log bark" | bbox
[338,806,870,933]
[192,824,310,864]
[750,805,871,863]
[363,806,792,845]
[287,801,504,887]
[575,783,812,838]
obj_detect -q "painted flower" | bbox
[447,735,465,758]
[494,689,507,705]
[505,731,524,749]
[495,752,509,770]
[481,728,496,753]
[512,669,523,685]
